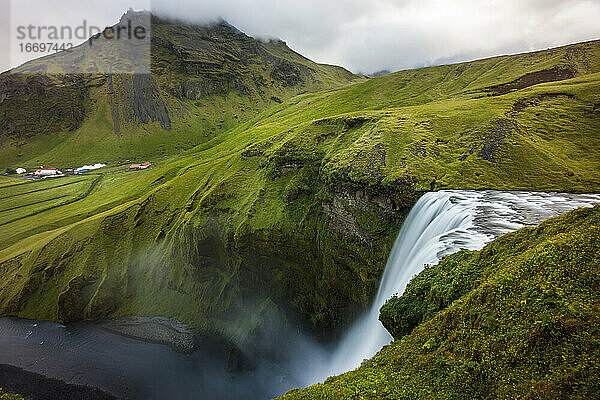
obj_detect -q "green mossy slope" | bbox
[281,205,600,399]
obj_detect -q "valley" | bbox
[0,10,599,400]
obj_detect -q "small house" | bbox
[34,168,61,176]
[129,162,152,170]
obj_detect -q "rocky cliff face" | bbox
[0,74,89,140]
[0,163,416,345]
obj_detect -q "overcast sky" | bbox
[2,0,600,73]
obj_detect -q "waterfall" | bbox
[324,190,600,377]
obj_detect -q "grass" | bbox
[0,177,26,188]
[280,205,600,399]
[0,177,95,225]
[0,39,598,346]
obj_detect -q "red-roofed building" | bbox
[130,162,152,170]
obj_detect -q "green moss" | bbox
[379,249,480,340]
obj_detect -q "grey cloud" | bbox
[3,0,600,74]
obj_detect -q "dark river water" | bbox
[0,317,318,399]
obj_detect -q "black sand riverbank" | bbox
[0,364,118,400]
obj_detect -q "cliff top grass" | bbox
[280,204,600,399]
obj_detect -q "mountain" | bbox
[0,10,362,169]
[368,69,392,77]
[0,16,599,357]
[281,204,600,399]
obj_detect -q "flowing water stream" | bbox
[1,191,599,399]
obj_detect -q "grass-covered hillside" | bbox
[0,38,599,352]
[0,10,362,170]
[281,204,600,399]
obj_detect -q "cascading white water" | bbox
[325,190,600,377]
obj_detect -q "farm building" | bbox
[34,168,62,176]
[129,162,152,170]
[75,163,106,174]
